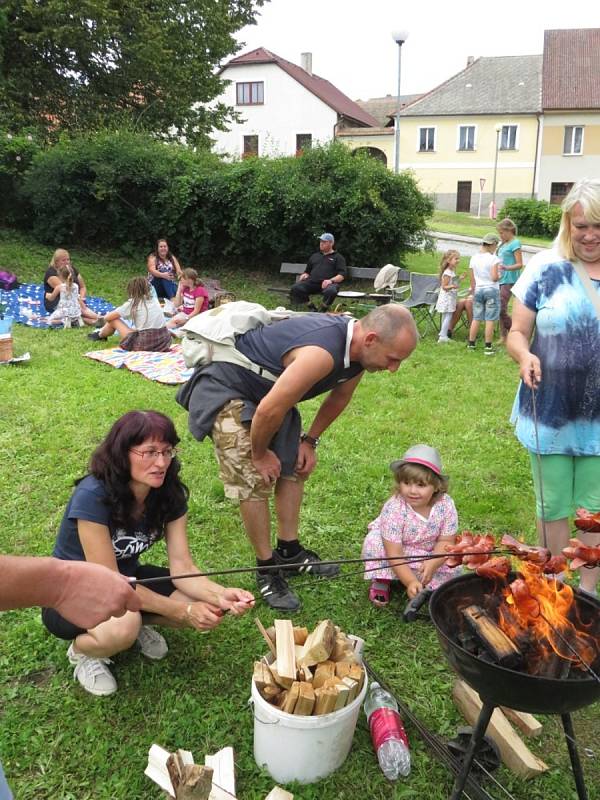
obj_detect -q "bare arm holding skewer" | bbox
[506,299,541,387]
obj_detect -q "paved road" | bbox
[431,231,544,265]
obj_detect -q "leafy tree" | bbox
[0,0,265,144]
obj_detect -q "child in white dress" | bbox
[435,250,464,342]
[45,265,83,328]
[362,445,460,607]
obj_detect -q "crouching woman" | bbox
[42,410,254,696]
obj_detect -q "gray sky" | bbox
[236,1,598,100]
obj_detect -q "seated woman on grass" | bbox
[88,276,171,351]
[43,248,101,325]
[41,410,255,697]
[147,238,182,300]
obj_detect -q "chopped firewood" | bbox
[347,664,364,690]
[205,747,235,798]
[293,626,309,645]
[453,680,548,778]
[281,681,301,714]
[330,634,358,663]
[500,708,543,738]
[335,661,352,680]
[253,661,279,699]
[335,661,364,682]
[269,660,294,689]
[275,620,296,683]
[145,744,176,796]
[313,660,336,689]
[314,685,338,715]
[462,605,523,669]
[297,619,335,666]
[177,765,214,800]
[333,682,350,710]
[297,664,313,683]
[293,681,316,715]
[265,788,294,800]
[341,676,359,703]
[275,689,288,709]
[255,618,277,658]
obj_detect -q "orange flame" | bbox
[498,562,598,671]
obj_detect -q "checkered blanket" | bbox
[0,284,114,328]
[84,343,193,384]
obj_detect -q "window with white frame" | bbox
[500,125,518,150]
[458,125,476,151]
[563,126,583,155]
[236,81,264,105]
[418,127,435,152]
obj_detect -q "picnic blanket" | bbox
[0,283,114,328]
[84,342,193,384]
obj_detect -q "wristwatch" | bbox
[300,433,320,448]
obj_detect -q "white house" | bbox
[211,47,378,158]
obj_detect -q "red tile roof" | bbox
[224,48,379,127]
[543,28,600,110]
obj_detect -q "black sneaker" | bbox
[273,547,340,577]
[87,331,101,341]
[256,572,301,612]
[306,302,318,312]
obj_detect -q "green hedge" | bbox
[20,133,433,269]
[0,132,41,226]
[499,198,562,238]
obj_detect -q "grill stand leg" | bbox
[449,702,494,800]
[561,713,589,800]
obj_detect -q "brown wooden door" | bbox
[456,181,472,212]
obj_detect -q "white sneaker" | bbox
[67,643,117,696]
[136,625,168,660]
[437,336,451,343]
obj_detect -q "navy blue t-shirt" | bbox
[52,475,187,577]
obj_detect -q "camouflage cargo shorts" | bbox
[211,399,296,502]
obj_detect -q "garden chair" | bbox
[397,272,440,337]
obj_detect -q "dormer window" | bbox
[236,82,264,105]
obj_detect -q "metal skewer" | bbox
[530,381,548,550]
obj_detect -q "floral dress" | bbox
[361,493,459,589]
[435,269,458,313]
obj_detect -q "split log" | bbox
[297,664,313,683]
[255,618,277,658]
[293,682,316,715]
[333,682,350,710]
[314,685,338,715]
[274,620,296,683]
[269,661,294,689]
[462,605,523,669]
[281,681,300,714]
[335,662,352,680]
[176,765,214,800]
[330,633,358,663]
[145,744,176,797]
[500,708,542,738]
[293,627,309,645]
[265,788,294,800]
[253,662,279,699]
[205,747,235,798]
[453,680,548,778]
[298,619,335,666]
[341,676,359,703]
[312,660,336,689]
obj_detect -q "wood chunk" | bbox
[293,626,309,645]
[269,660,294,689]
[312,660,336,689]
[275,620,296,683]
[453,680,548,778]
[462,605,523,669]
[281,681,300,714]
[500,708,543,738]
[265,788,294,800]
[177,765,214,800]
[341,676,359,703]
[255,618,277,658]
[348,664,364,690]
[293,682,316,715]
[253,661,279,699]
[297,664,313,683]
[335,662,352,680]
[266,625,276,643]
[330,633,356,662]
[298,619,335,666]
[314,686,338,715]
[205,747,235,798]
[145,744,176,797]
[333,682,350,710]
[275,690,288,709]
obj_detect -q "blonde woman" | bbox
[43,248,100,325]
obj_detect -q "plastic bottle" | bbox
[364,681,411,779]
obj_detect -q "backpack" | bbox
[0,270,18,291]
[180,301,299,380]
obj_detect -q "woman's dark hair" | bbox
[153,238,173,263]
[85,411,188,535]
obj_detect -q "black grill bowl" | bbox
[430,572,600,715]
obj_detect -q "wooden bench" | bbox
[268,263,381,295]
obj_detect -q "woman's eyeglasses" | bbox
[129,447,178,462]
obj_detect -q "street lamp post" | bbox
[392,29,409,174]
[490,124,502,219]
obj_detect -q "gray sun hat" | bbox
[482,233,500,245]
[390,444,443,476]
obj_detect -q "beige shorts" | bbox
[211,400,297,502]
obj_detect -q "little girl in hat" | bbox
[362,444,460,607]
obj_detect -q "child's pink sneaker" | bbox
[369,579,391,607]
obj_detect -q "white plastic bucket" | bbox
[251,660,368,784]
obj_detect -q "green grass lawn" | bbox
[431,210,553,249]
[1,228,598,800]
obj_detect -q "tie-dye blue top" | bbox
[510,248,600,455]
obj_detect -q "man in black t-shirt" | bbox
[290,232,347,309]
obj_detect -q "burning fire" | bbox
[497,562,599,673]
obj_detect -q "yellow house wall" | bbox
[538,113,600,200]
[337,133,394,166]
